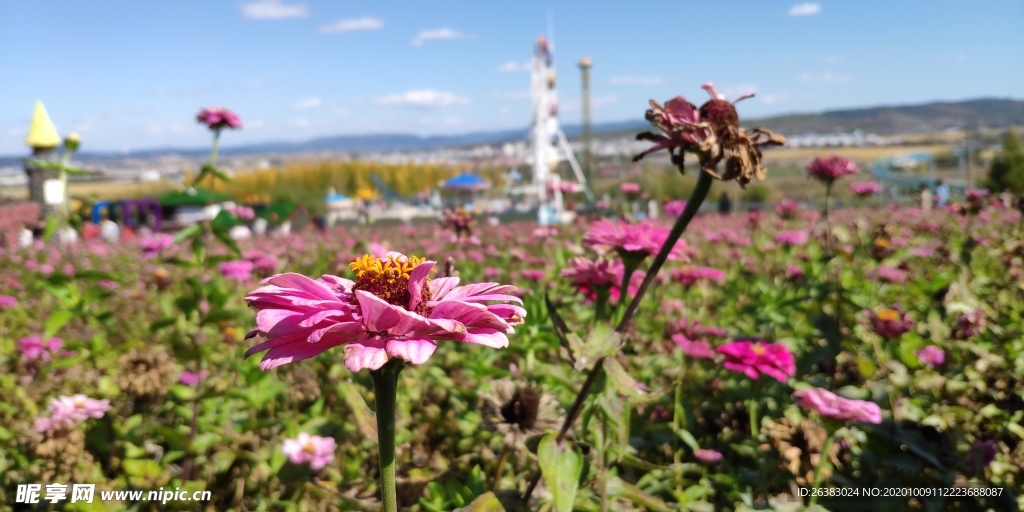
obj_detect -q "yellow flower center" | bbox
[349,254,433,311]
[751,343,765,356]
[874,238,889,248]
[877,309,899,322]
[303,441,317,454]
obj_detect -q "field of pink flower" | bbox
[2,198,1022,511]
[3,95,1024,511]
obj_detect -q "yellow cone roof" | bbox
[26,101,61,148]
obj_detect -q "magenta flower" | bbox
[806,155,858,184]
[520,269,546,282]
[230,205,255,220]
[850,182,881,197]
[139,234,175,258]
[562,257,620,289]
[866,305,914,339]
[282,433,336,470]
[966,440,997,470]
[620,182,642,194]
[694,449,724,464]
[953,309,986,339]
[19,335,63,361]
[717,340,795,382]
[664,200,687,217]
[583,219,690,264]
[671,334,716,359]
[632,96,711,163]
[786,264,805,282]
[673,265,726,286]
[775,199,800,220]
[179,370,209,386]
[197,107,243,130]
[245,250,280,274]
[915,345,945,367]
[793,387,882,424]
[874,265,908,284]
[0,294,18,309]
[220,260,255,282]
[774,230,809,246]
[244,252,525,373]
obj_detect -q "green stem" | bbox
[808,433,835,508]
[747,399,758,438]
[491,444,511,491]
[371,359,403,512]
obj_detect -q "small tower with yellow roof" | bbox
[24,101,61,220]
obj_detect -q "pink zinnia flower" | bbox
[874,265,908,284]
[282,433,336,470]
[139,234,175,258]
[664,200,687,217]
[693,449,724,463]
[47,393,112,425]
[793,387,882,424]
[620,182,642,194]
[520,269,546,282]
[774,230,808,246]
[786,264,805,282]
[806,155,858,184]
[19,335,63,361]
[220,260,255,281]
[561,257,621,290]
[0,294,17,309]
[775,199,800,220]
[915,345,945,367]
[717,340,795,382]
[866,305,914,339]
[230,205,255,220]
[673,266,726,286]
[850,182,881,197]
[179,370,209,386]
[245,250,280,274]
[583,219,689,264]
[671,334,715,359]
[197,107,243,130]
[244,252,525,372]
[953,309,985,339]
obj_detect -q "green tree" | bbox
[987,128,1024,193]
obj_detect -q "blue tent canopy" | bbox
[443,172,490,190]
[325,192,350,203]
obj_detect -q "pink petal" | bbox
[385,338,437,365]
[406,261,436,312]
[344,339,389,372]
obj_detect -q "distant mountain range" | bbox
[3,98,1021,164]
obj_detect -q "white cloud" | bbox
[292,96,322,110]
[562,95,618,111]
[332,105,351,116]
[132,106,150,116]
[496,61,531,73]
[608,75,664,86]
[799,71,851,82]
[413,28,470,46]
[374,90,471,108]
[788,2,821,16]
[824,54,842,63]
[240,0,308,20]
[291,118,311,128]
[759,93,787,105]
[320,17,384,34]
[719,84,757,99]
[444,116,464,126]
[491,90,530,100]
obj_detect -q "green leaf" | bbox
[212,223,242,257]
[603,357,659,403]
[672,427,700,451]
[606,476,672,512]
[455,491,507,512]
[173,223,203,245]
[123,459,163,482]
[150,316,178,333]
[537,433,583,512]
[338,381,378,442]
[44,310,75,339]
[42,215,61,242]
[572,323,623,372]
[153,425,192,452]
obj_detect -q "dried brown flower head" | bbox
[115,347,176,398]
[481,379,562,449]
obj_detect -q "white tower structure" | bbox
[527,36,592,225]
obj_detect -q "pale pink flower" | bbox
[140,234,175,258]
[806,155,858,184]
[850,182,881,197]
[694,449,723,463]
[620,182,642,194]
[672,266,726,286]
[220,260,255,281]
[0,294,17,309]
[874,265,908,284]
[664,200,687,217]
[244,252,525,372]
[40,394,112,431]
[583,219,689,263]
[671,334,715,359]
[282,433,336,470]
[793,387,882,424]
[915,345,945,367]
[179,370,209,386]
[775,199,800,220]
[717,340,795,382]
[774,230,808,246]
[197,107,243,130]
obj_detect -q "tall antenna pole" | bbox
[579,57,594,210]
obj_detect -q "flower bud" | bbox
[64,132,81,152]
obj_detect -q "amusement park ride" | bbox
[505,36,594,225]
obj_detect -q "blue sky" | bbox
[1,0,1022,155]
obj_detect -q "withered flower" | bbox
[633,82,785,188]
[481,379,562,450]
